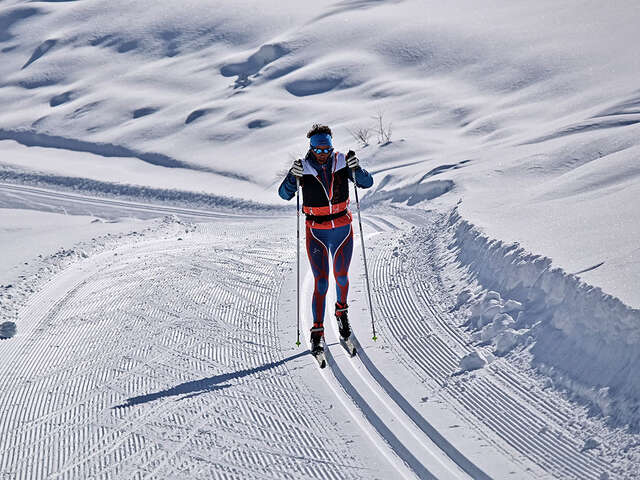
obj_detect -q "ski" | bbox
[340,337,357,357]
[312,350,327,368]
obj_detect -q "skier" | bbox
[279,124,374,358]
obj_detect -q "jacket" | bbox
[279,150,373,229]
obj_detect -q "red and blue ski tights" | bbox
[306,223,353,334]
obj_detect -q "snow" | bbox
[457,351,486,373]
[449,207,640,425]
[0,208,144,285]
[0,321,16,339]
[2,0,640,477]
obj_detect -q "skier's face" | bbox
[312,145,332,163]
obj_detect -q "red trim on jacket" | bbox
[307,211,352,230]
[302,199,350,216]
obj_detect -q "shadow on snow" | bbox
[113,349,311,409]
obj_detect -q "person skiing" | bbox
[278,124,374,357]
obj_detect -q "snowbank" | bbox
[0,166,281,214]
[449,208,640,427]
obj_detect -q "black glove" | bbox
[290,159,303,177]
[346,150,359,169]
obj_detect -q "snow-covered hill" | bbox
[2,0,639,299]
[2,1,640,478]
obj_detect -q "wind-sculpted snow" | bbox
[0,6,40,43]
[0,129,248,180]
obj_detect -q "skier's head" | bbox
[307,124,333,163]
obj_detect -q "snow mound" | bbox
[0,321,17,339]
[450,208,640,427]
[458,350,487,373]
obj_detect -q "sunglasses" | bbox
[312,147,333,154]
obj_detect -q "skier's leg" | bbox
[330,224,354,305]
[306,225,330,341]
[330,224,354,340]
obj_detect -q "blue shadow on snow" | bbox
[113,349,311,409]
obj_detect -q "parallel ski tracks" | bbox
[300,232,490,479]
[369,214,610,480]
[0,182,277,221]
[1,201,614,479]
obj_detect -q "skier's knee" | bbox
[316,277,329,295]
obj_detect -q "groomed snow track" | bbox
[368,211,611,480]
[0,221,375,479]
[301,231,489,480]
[0,183,616,479]
[0,183,277,221]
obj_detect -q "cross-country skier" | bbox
[278,124,374,356]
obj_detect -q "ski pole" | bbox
[296,177,301,346]
[352,169,378,341]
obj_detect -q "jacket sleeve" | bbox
[349,166,373,189]
[278,171,298,200]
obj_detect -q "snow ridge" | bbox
[450,208,640,428]
[0,167,282,214]
[0,128,249,180]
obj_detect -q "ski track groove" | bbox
[415,277,585,432]
[398,210,602,443]
[0,183,267,221]
[408,249,610,477]
[300,232,496,480]
[2,205,611,479]
[370,222,609,480]
[0,224,368,480]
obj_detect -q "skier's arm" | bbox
[278,172,298,200]
[350,166,373,188]
[278,159,303,200]
[345,150,373,188]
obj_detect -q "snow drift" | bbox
[449,208,640,428]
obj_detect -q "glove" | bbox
[346,150,359,169]
[290,159,303,178]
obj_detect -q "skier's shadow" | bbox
[113,349,312,409]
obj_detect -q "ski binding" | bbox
[312,350,326,368]
[341,337,357,357]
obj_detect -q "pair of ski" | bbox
[313,337,357,368]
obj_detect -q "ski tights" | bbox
[306,223,354,326]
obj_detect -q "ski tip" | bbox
[312,350,327,368]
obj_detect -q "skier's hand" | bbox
[346,150,359,169]
[290,159,303,178]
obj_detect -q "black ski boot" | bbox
[335,302,351,340]
[335,302,356,356]
[310,323,326,368]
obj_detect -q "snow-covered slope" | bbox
[2,0,640,477]
[1,0,638,302]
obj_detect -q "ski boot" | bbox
[335,302,351,339]
[310,323,326,368]
[335,302,356,356]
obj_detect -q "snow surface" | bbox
[1,0,638,304]
[2,0,640,478]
